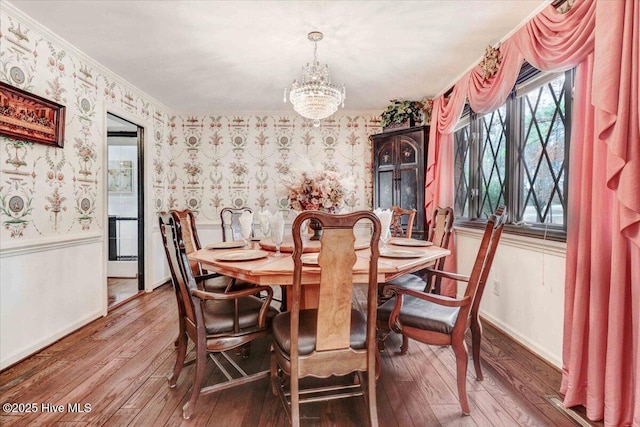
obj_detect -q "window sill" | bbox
[454,224,566,257]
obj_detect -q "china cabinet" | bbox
[371,125,429,238]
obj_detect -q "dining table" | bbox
[188,236,451,309]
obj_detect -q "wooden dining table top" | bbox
[188,237,450,287]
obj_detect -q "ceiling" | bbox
[9,0,549,114]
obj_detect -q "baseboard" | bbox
[479,311,562,370]
[0,309,103,371]
[153,276,171,290]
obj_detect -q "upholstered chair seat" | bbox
[272,309,367,356]
[377,294,460,335]
[383,273,428,294]
[203,296,278,335]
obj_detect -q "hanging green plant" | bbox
[380,99,424,128]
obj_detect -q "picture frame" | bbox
[0,81,65,148]
[108,160,133,193]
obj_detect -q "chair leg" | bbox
[367,371,379,426]
[290,374,300,427]
[182,339,207,420]
[400,334,410,355]
[452,339,471,415]
[270,351,279,396]
[168,332,187,388]
[279,286,288,312]
[470,316,483,381]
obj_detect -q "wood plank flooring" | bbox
[0,283,599,426]
[108,277,141,309]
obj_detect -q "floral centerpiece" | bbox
[282,169,347,214]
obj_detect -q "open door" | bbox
[106,113,144,309]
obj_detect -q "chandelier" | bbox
[284,31,346,127]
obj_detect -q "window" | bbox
[454,67,573,240]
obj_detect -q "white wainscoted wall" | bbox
[455,227,566,368]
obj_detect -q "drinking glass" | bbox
[380,229,391,249]
[241,224,252,249]
[270,216,285,256]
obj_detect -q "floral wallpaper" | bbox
[0,11,171,240]
[0,7,383,242]
[165,114,381,223]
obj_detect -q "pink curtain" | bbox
[560,1,640,425]
[426,81,468,296]
[424,0,640,423]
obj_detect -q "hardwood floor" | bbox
[0,283,599,426]
[108,277,141,309]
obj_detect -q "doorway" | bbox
[107,113,144,309]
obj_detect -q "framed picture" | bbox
[0,81,65,148]
[108,160,133,193]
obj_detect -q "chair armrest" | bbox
[424,267,470,283]
[191,285,272,301]
[191,286,274,329]
[194,272,223,282]
[384,284,470,308]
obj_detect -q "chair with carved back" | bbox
[220,206,253,242]
[378,206,453,302]
[159,212,278,419]
[377,206,507,415]
[389,205,416,238]
[424,206,455,293]
[270,211,381,427]
[171,209,235,292]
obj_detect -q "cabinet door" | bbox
[397,136,420,212]
[375,140,395,209]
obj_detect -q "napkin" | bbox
[258,210,273,236]
[269,211,285,243]
[373,208,393,240]
[238,210,254,240]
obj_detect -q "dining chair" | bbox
[270,210,381,427]
[378,206,454,301]
[389,205,416,238]
[220,206,253,242]
[159,212,278,419]
[170,209,234,292]
[423,206,455,293]
[377,206,507,415]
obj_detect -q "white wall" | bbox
[0,235,103,368]
[455,227,566,368]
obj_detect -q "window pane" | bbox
[479,105,507,218]
[454,124,471,218]
[520,74,566,226]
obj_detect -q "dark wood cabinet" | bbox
[371,125,429,238]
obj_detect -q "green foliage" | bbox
[380,99,424,128]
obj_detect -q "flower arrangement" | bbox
[283,169,348,213]
[380,99,424,128]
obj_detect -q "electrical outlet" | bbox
[493,279,500,296]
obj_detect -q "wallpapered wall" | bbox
[0,10,170,241]
[164,114,381,223]
[0,10,383,242]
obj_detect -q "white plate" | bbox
[206,241,246,250]
[213,250,269,262]
[379,248,424,259]
[301,253,319,266]
[390,238,433,247]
